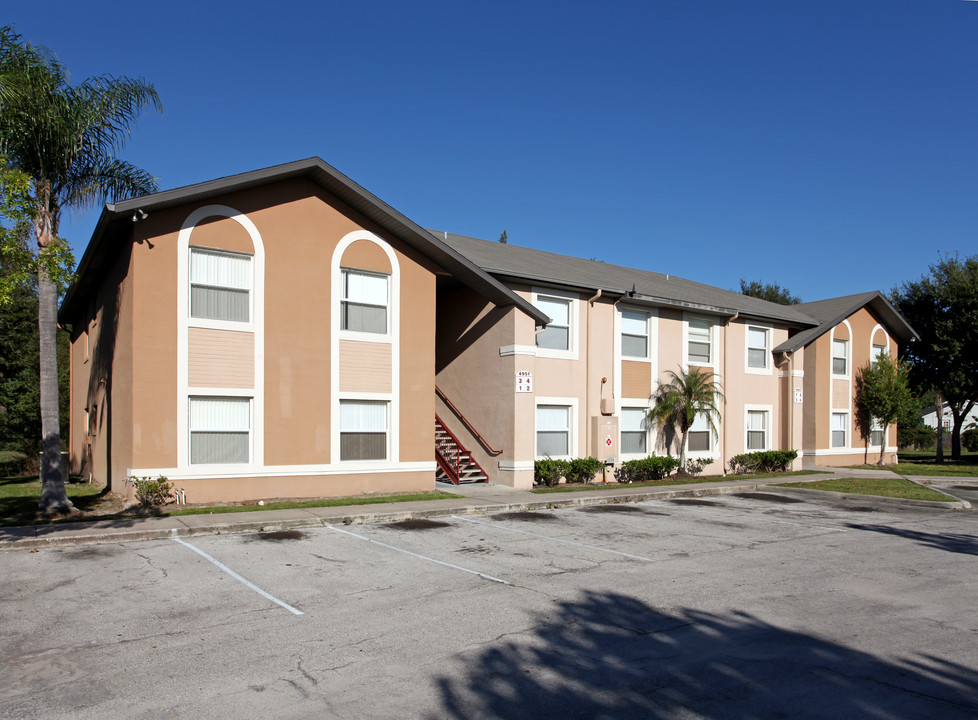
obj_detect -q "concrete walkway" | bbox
[0,469,970,551]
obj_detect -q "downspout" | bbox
[779,350,794,460]
[586,289,603,455]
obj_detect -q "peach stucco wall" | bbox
[71,177,439,501]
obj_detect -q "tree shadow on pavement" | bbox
[845,523,978,556]
[431,591,978,719]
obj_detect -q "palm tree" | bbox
[0,27,161,514]
[648,367,725,469]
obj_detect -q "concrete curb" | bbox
[0,483,762,551]
[762,484,971,510]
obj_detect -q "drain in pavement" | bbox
[493,511,559,521]
[249,530,307,542]
[734,492,804,504]
[386,518,451,530]
[579,504,645,514]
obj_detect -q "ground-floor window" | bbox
[870,419,884,447]
[746,409,768,451]
[831,412,848,448]
[340,400,389,461]
[687,413,711,452]
[620,407,649,455]
[190,396,251,464]
[537,404,571,458]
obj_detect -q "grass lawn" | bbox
[0,473,462,528]
[532,470,821,493]
[774,476,957,502]
[0,475,105,527]
[850,450,978,477]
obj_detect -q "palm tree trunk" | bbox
[34,194,73,516]
[37,267,72,514]
[679,428,688,469]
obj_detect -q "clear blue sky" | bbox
[8,0,978,302]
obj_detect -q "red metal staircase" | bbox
[435,415,488,484]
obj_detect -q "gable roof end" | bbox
[773,291,918,354]
[59,157,550,327]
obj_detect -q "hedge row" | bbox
[728,450,797,475]
[534,457,606,487]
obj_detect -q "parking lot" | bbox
[3,487,978,719]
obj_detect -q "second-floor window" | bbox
[341,269,389,334]
[621,310,649,359]
[190,248,252,323]
[832,339,848,375]
[688,319,712,365]
[536,296,571,351]
[747,327,768,369]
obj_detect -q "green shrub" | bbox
[682,458,711,477]
[534,458,569,487]
[898,426,936,450]
[565,457,605,484]
[963,428,978,453]
[728,450,797,475]
[614,455,679,483]
[130,474,174,508]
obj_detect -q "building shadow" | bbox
[845,523,978,557]
[431,591,978,719]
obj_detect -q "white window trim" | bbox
[869,417,885,448]
[831,411,849,450]
[188,246,255,329]
[339,267,392,341]
[683,314,716,370]
[188,395,253,468]
[744,404,773,452]
[686,409,719,460]
[532,287,579,360]
[177,205,265,472]
[535,396,579,460]
[619,308,652,361]
[338,397,391,463]
[832,337,849,378]
[619,401,653,460]
[745,324,772,376]
[331,231,400,465]
[870,324,891,363]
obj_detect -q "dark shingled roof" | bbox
[438,231,819,327]
[774,291,918,353]
[60,157,549,326]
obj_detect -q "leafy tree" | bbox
[0,26,161,514]
[892,255,978,461]
[854,353,914,466]
[739,279,800,305]
[648,367,725,469]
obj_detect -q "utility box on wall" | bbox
[591,416,619,464]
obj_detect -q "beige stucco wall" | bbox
[800,306,900,465]
[71,177,441,502]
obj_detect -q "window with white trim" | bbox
[831,412,848,448]
[871,344,886,363]
[688,319,712,365]
[870,418,884,447]
[341,269,389,334]
[620,407,649,455]
[688,412,711,452]
[746,410,768,451]
[190,248,252,323]
[190,397,251,464]
[747,326,769,370]
[832,339,848,376]
[339,400,388,461]
[621,310,650,359]
[536,404,571,457]
[536,296,571,351]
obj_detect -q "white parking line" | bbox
[174,538,304,615]
[326,525,510,585]
[452,515,657,562]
